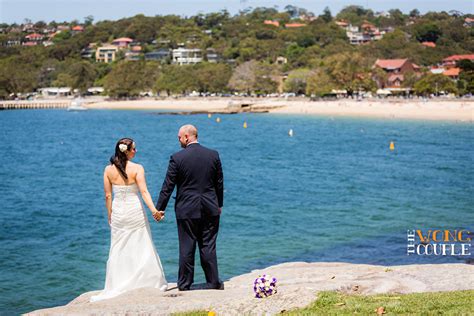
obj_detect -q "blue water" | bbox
[0,109,473,314]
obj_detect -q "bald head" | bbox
[178,124,198,148]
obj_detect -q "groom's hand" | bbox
[153,210,165,222]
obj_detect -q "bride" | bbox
[91,138,168,302]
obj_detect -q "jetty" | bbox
[0,100,71,110]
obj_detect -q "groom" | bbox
[156,124,224,291]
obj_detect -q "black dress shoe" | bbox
[204,282,224,290]
[178,287,190,291]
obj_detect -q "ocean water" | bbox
[0,109,473,314]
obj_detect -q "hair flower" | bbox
[119,144,128,152]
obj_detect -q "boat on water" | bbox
[67,98,88,111]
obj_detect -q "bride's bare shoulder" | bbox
[104,164,113,173]
[128,161,144,171]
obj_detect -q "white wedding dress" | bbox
[91,184,168,302]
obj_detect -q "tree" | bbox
[324,52,375,95]
[409,9,420,18]
[457,59,474,95]
[306,69,335,96]
[155,64,196,95]
[320,7,332,23]
[194,63,232,93]
[84,15,94,26]
[413,73,458,96]
[413,21,442,43]
[283,68,313,94]
[0,57,39,96]
[228,60,278,94]
[402,71,419,89]
[104,61,156,98]
[67,60,97,94]
[228,60,258,93]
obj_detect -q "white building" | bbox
[172,48,203,65]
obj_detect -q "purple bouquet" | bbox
[253,274,278,298]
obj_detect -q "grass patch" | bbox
[172,311,209,316]
[283,290,474,315]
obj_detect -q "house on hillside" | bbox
[264,20,280,27]
[205,48,221,63]
[442,54,474,68]
[112,37,133,49]
[145,48,171,62]
[373,59,420,91]
[421,41,436,48]
[285,23,306,28]
[71,25,84,34]
[464,18,474,28]
[442,68,460,80]
[96,45,118,63]
[336,20,386,45]
[25,33,44,41]
[172,48,203,65]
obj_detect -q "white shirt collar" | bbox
[186,140,199,147]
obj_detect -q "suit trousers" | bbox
[176,214,220,290]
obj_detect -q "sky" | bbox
[0,0,473,24]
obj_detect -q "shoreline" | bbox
[28,261,474,315]
[1,98,472,122]
[83,98,474,122]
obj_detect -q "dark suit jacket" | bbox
[157,143,224,219]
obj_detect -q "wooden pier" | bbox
[0,100,71,110]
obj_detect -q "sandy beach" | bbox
[83,98,474,122]
[28,261,474,315]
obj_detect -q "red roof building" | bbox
[442,67,460,79]
[25,33,44,40]
[264,20,280,27]
[374,59,420,89]
[421,41,436,48]
[335,20,349,27]
[112,37,134,48]
[442,54,474,67]
[72,25,84,32]
[23,41,38,46]
[374,59,419,72]
[285,23,306,28]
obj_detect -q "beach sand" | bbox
[28,261,474,315]
[83,98,474,122]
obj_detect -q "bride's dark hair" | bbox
[110,138,134,179]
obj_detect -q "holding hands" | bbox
[152,209,165,222]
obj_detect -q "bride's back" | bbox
[106,162,140,186]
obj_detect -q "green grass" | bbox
[172,290,474,315]
[172,311,209,316]
[283,290,474,315]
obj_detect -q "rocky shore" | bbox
[28,261,474,315]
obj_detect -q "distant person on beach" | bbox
[91,138,167,302]
[156,124,224,291]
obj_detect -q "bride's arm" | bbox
[136,165,163,220]
[103,167,113,225]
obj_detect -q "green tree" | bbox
[457,59,474,94]
[413,73,458,96]
[194,63,232,93]
[413,21,442,43]
[320,7,332,23]
[324,52,375,94]
[283,68,313,94]
[104,61,156,97]
[409,9,420,18]
[306,69,335,96]
[155,64,196,95]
